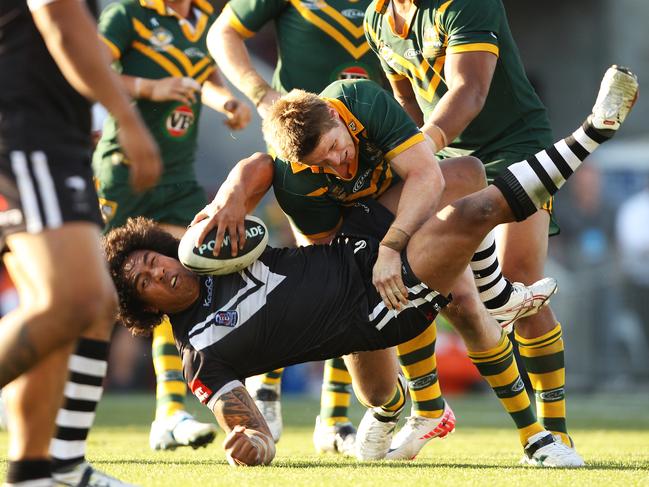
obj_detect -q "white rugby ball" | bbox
[178,215,268,275]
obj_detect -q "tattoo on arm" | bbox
[214,386,272,436]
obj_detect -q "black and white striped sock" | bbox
[50,339,109,471]
[470,232,513,309]
[493,119,612,221]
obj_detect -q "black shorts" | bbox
[0,148,102,251]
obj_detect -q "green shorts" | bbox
[483,151,559,236]
[97,180,207,232]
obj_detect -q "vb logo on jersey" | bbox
[422,27,445,58]
[338,65,369,81]
[166,105,195,138]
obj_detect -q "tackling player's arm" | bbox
[213,386,276,466]
[192,152,274,255]
[201,70,252,131]
[421,51,497,152]
[373,141,445,310]
[388,77,425,127]
[207,11,279,118]
[31,0,161,192]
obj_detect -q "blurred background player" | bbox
[364,0,589,459]
[0,0,162,485]
[47,0,251,463]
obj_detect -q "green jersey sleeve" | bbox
[441,0,501,56]
[227,0,289,37]
[98,1,135,59]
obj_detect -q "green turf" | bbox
[1,393,648,486]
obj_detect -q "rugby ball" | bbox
[178,215,268,275]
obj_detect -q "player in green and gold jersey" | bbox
[364,0,581,462]
[53,0,251,457]
[205,0,455,455]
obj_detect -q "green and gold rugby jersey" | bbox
[364,0,553,161]
[273,79,424,239]
[94,0,218,186]
[225,0,386,93]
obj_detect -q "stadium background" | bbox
[2,0,647,402]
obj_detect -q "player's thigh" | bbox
[343,348,398,406]
[6,223,114,309]
[497,210,550,283]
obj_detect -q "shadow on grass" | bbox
[92,459,649,471]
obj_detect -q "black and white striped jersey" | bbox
[170,236,450,405]
[0,0,95,155]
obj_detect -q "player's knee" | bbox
[442,156,486,194]
[355,380,397,408]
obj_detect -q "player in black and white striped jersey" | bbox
[0,0,161,485]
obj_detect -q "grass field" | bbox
[1,392,648,486]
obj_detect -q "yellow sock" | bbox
[397,322,444,418]
[517,323,569,445]
[319,358,352,426]
[152,316,185,420]
[260,368,283,388]
[468,332,545,445]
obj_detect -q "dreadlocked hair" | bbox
[102,216,180,336]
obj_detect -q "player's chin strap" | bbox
[524,433,554,458]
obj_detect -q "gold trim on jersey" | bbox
[385,132,425,160]
[447,42,499,56]
[101,35,121,60]
[132,40,184,77]
[226,4,256,38]
[131,18,214,79]
[306,187,329,197]
[303,219,343,241]
[139,0,213,41]
[288,0,369,59]
[365,19,446,103]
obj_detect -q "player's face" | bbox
[124,250,200,314]
[300,114,356,177]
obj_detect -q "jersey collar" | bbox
[138,0,214,17]
[375,0,419,38]
[289,97,363,180]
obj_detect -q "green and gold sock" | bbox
[153,316,185,420]
[319,357,352,426]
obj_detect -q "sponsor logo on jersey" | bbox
[65,176,86,192]
[184,47,206,59]
[203,276,213,307]
[0,209,23,226]
[353,239,367,254]
[538,388,565,402]
[166,105,195,137]
[338,65,370,80]
[423,27,444,58]
[301,0,322,10]
[214,310,238,328]
[378,42,399,71]
[150,27,174,49]
[341,8,364,19]
[352,168,372,192]
[404,47,423,58]
[189,378,213,404]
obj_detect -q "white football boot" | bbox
[355,408,401,461]
[385,400,456,460]
[53,462,136,487]
[488,278,558,333]
[590,65,638,132]
[149,411,217,450]
[313,415,357,456]
[245,376,283,443]
[521,431,585,467]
